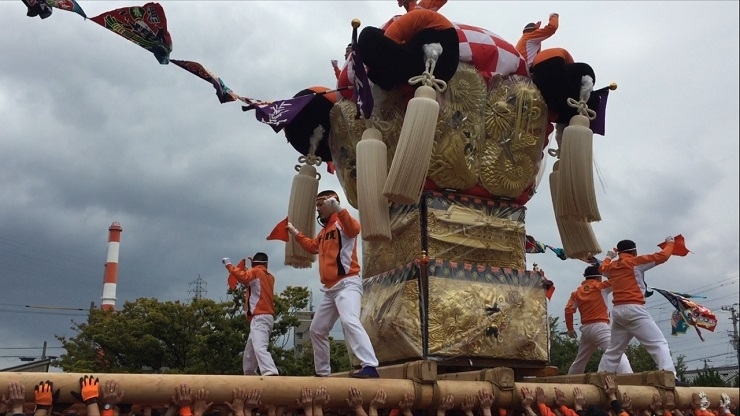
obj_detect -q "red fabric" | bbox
[658,234,690,256]
[266,217,290,242]
[227,259,247,290]
[423,178,539,205]
[545,279,555,300]
[379,16,529,81]
[336,63,354,100]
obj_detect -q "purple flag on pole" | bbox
[589,87,610,136]
[254,94,315,133]
[351,45,374,119]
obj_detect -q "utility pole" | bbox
[721,304,739,368]
[188,275,208,301]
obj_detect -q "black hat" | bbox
[584,265,601,279]
[252,252,268,263]
[617,240,636,253]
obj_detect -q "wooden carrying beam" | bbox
[331,360,437,382]
[0,372,737,411]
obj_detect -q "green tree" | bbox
[674,354,688,382]
[691,368,726,387]
[227,284,310,349]
[56,298,245,374]
[275,338,353,376]
[548,316,579,374]
[56,285,312,375]
[625,343,658,372]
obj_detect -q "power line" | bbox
[0,302,87,311]
[0,308,87,317]
[721,304,739,367]
[684,352,734,364]
[0,346,65,350]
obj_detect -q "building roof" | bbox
[0,358,52,372]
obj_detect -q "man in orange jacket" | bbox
[287,190,380,378]
[597,237,682,383]
[515,13,559,67]
[565,265,632,374]
[222,252,279,376]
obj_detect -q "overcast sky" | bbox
[0,1,737,373]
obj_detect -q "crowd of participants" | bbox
[1,375,736,416]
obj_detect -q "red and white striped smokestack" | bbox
[101,222,123,311]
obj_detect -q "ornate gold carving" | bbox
[427,276,548,360]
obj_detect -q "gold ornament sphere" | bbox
[609,82,618,90]
[351,19,361,28]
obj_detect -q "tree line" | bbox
[54,289,731,385]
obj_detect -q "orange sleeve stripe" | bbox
[384,9,453,44]
[538,404,557,416]
[294,232,320,254]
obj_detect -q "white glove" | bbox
[222,257,231,266]
[665,236,675,243]
[698,392,710,411]
[286,222,299,236]
[719,393,731,410]
[606,250,617,259]
[324,197,342,213]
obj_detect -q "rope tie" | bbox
[370,117,392,131]
[408,58,447,92]
[566,97,597,120]
[294,154,322,180]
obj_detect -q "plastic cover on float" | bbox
[354,258,550,366]
[362,190,527,279]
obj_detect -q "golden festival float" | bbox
[275,10,610,373]
[4,1,737,410]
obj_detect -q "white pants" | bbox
[598,304,676,374]
[310,275,378,375]
[243,314,278,376]
[568,322,632,374]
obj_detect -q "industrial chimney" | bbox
[101,222,122,311]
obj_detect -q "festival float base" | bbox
[354,190,550,374]
[1,369,737,412]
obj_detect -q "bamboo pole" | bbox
[0,373,737,411]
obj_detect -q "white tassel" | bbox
[555,114,601,222]
[284,128,324,268]
[550,161,602,260]
[382,85,440,205]
[285,164,319,268]
[356,127,391,241]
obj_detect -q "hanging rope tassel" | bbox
[285,127,323,269]
[348,18,392,241]
[383,43,447,205]
[550,161,602,260]
[356,126,392,241]
[555,76,601,223]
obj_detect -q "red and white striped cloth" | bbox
[452,22,529,81]
[337,16,529,93]
[381,16,529,81]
